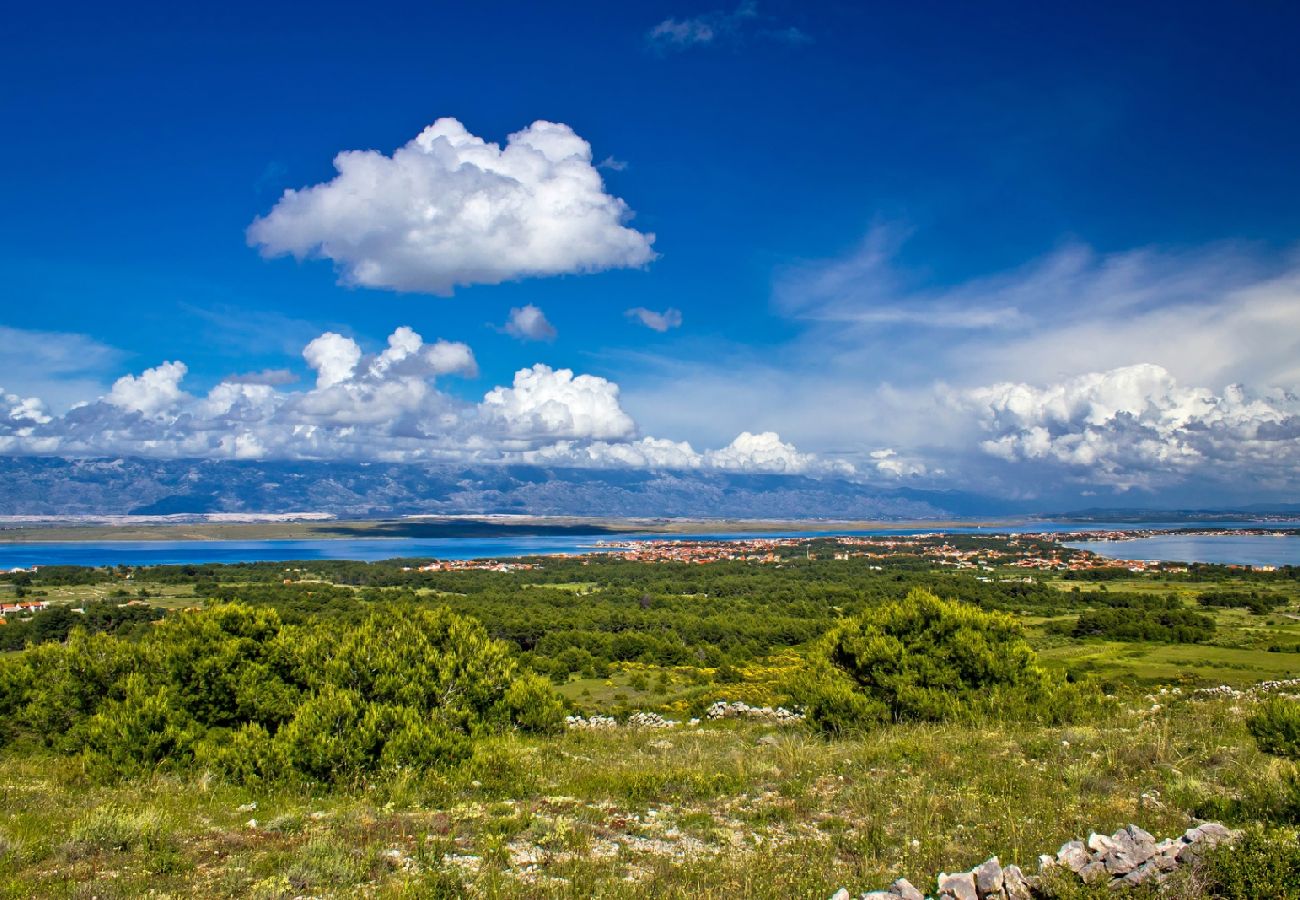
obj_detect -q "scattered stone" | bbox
[838,823,1240,899]
[1079,860,1109,883]
[973,857,1003,897]
[1086,832,1115,855]
[936,871,978,900]
[706,700,804,725]
[889,877,925,900]
[1055,840,1090,874]
[829,889,851,900]
[1002,865,1032,900]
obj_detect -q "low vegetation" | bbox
[0,544,1297,895]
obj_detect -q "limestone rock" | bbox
[973,857,1003,897]
[936,871,978,900]
[889,877,925,900]
[1002,864,1032,900]
[1055,840,1090,874]
[1078,860,1108,883]
[1086,831,1115,855]
[1121,860,1162,887]
[830,889,851,900]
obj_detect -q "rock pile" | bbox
[1192,677,1300,701]
[829,823,1240,899]
[705,700,805,724]
[564,714,618,730]
[627,711,679,729]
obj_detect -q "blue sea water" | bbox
[0,521,1292,568]
[1064,533,1300,568]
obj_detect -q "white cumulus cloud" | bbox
[105,361,189,417]
[957,364,1300,489]
[480,364,636,441]
[303,333,362,388]
[248,118,656,295]
[503,304,557,342]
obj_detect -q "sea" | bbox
[0,521,1295,568]
[1063,532,1300,568]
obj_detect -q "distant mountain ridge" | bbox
[0,457,1024,520]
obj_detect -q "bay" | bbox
[0,521,1292,568]
[1064,533,1300,567]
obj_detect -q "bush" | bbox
[497,672,566,734]
[1249,697,1300,759]
[1198,827,1300,899]
[1071,607,1216,643]
[0,602,566,784]
[794,589,1072,733]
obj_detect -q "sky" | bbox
[2,0,1299,508]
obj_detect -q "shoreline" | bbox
[0,515,1030,544]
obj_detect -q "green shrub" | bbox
[1198,827,1300,899]
[794,588,1071,733]
[497,672,566,734]
[82,673,202,776]
[1249,697,1300,759]
[0,602,566,784]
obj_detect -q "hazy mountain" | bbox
[0,457,1024,520]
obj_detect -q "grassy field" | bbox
[0,693,1293,898]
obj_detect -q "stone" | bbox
[1055,840,1090,874]
[1002,865,1032,900]
[889,877,925,900]
[973,857,1003,897]
[1189,823,1235,845]
[1087,831,1116,855]
[830,890,851,900]
[1126,824,1156,847]
[1154,848,1180,872]
[936,871,979,900]
[860,893,893,899]
[1102,844,1138,876]
[1121,860,1161,887]
[1078,860,1108,883]
[1125,826,1158,865]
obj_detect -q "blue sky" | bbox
[2,0,1299,506]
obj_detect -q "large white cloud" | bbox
[105,362,189,416]
[248,118,656,295]
[480,364,636,441]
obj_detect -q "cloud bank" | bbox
[625,232,1300,500]
[0,328,839,477]
[248,118,656,295]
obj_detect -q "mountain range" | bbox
[0,457,1030,520]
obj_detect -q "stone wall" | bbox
[831,822,1240,900]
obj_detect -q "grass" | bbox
[1039,641,1300,685]
[0,692,1293,897]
